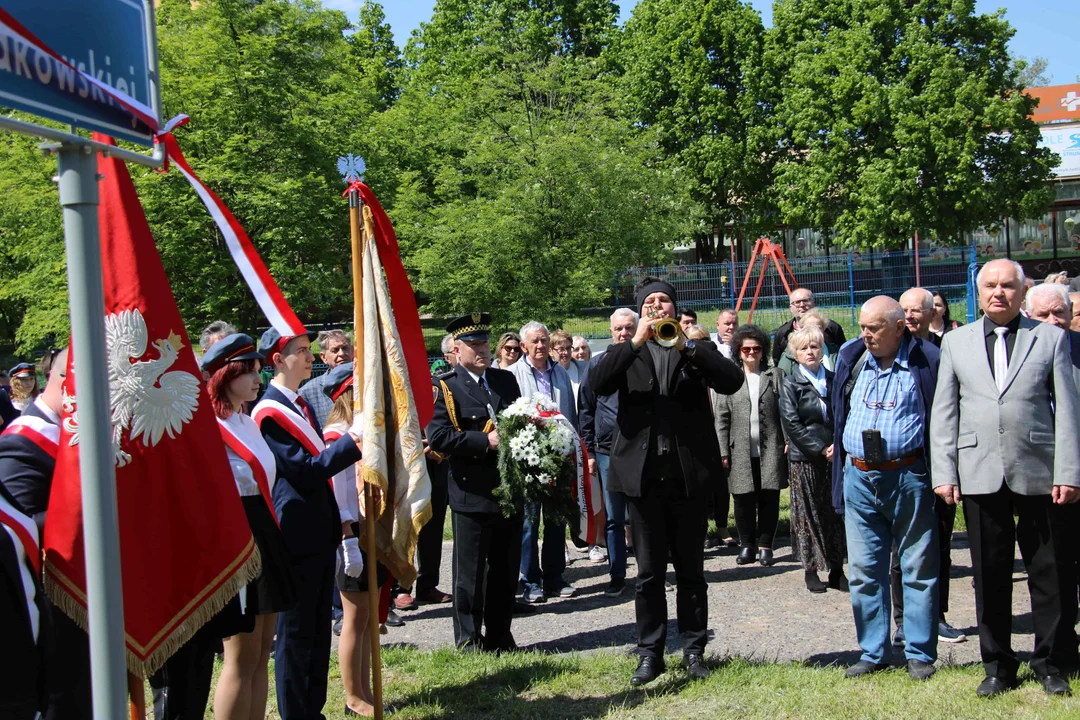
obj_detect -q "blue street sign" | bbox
[0,0,159,145]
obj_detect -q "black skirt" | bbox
[336,521,387,593]
[242,495,300,616]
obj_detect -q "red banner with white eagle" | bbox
[43,134,260,677]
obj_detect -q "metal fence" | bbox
[581,245,978,341]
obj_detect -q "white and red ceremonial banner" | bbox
[44,134,260,677]
[571,434,604,546]
[356,188,432,587]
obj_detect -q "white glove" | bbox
[349,413,365,441]
[342,537,364,578]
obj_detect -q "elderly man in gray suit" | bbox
[507,321,578,602]
[931,259,1080,698]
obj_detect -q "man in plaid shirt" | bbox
[299,329,353,427]
[831,296,941,682]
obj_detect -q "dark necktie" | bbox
[477,375,488,394]
[295,396,317,431]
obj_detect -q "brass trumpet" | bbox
[646,307,683,348]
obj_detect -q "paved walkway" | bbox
[381,533,1041,668]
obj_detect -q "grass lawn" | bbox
[197,647,1080,719]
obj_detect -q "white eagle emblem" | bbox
[337,153,366,183]
[64,309,201,467]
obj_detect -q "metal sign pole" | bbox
[53,140,128,720]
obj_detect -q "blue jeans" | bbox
[596,452,627,581]
[520,501,567,592]
[843,458,939,665]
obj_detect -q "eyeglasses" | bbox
[554,346,572,353]
[862,371,898,410]
[740,346,763,355]
[504,346,521,354]
[790,299,813,307]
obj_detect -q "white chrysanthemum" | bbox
[537,472,552,486]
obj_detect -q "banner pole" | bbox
[52,141,128,720]
[348,184,384,719]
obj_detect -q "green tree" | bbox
[618,0,768,263]
[376,53,695,328]
[135,0,385,336]
[349,1,404,110]
[764,0,1058,248]
[0,126,67,355]
[1014,55,1052,89]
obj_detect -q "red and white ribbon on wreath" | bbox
[155,115,307,338]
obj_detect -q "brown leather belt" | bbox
[851,451,921,472]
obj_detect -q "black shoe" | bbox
[804,571,827,593]
[704,536,720,549]
[384,609,405,627]
[736,547,756,565]
[758,548,775,567]
[845,660,889,678]
[1040,674,1072,696]
[723,537,739,548]
[683,653,710,681]
[513,599,537,615]
[893,625,906,647]
[907,660,936,681]
[604,579,626,597]
[630,656,665,686]
[828,569,849,592]
[976,676,1015,697]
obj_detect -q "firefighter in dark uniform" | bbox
[427,313,523,652]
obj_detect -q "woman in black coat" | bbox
[779,326,847,593]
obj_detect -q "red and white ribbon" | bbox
[156,116,307,337]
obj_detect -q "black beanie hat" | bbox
[635,278,678,314]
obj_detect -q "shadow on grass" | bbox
[388,653,654,719]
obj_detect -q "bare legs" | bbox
[340,588,379,716]
[212,613,276,720]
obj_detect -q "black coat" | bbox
[0,402,58,537]
[427,366,521,514]
[772,317,847,366]
[779,367,834,463]
[588,339,743,499]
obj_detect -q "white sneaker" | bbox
[589,546,608,563]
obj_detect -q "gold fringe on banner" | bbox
[44,540,261,678]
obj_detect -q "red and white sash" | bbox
[1,415,60,460]
[217,418,279,527]
[0,489,41,642]
[253,398,325,457]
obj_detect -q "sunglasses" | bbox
[504,346,521,353]
[740,346,763,355]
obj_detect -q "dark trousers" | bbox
[892,494,956,625]
[45,608,92,720]
[415,466,449,594]
[627,477,708,659]
[451,509,523,651]
[706,467,731,536]
[149,622,217,720]
[732,457,780,549]
[963,486,1078,680]
[275,555,335,719]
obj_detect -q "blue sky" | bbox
[323,0,1079,86]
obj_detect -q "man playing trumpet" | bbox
[588,277,743,686]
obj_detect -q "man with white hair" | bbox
[832,296,942,682]
[899,288,936,345]
[299,329,354,427]
[773,288,847,365]
[441,333,457,368]
[506,321,577,602]
[1027,282,1072,331]
[932,259,1080,697]
[713,309,738,359]
[578,308,638,597]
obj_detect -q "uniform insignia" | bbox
[436,369,457,380]
[432,385,440,404]
[471,312,481,323]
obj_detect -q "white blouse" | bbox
[219,413,277,498]
[325,420,359,524]
[746,372,761,459]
